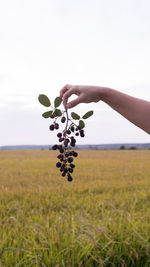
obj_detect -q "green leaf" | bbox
[53,109,62,117]
[82,110,94,119]
[79,120,85,129]
[71,112,80,120]
[54,97,62,108]
[38,94,51,107]
[42,110,53,118]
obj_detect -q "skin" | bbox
[60,84,150,134]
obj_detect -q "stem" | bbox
[69,119,79,128]
[64,108,69,132]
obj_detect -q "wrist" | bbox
[96,86,110,102]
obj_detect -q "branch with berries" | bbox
[38,94,94,182]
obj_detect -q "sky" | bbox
[0,0,150,146]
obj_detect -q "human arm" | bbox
[60,84,150,134]
[103,87,150,134]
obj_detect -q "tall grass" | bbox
[0,150,150,266]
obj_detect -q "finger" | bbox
[63,87,79,107]
[59,84,71,98]
[66,97,81,109]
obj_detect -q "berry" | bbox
[68,168,73,173]
[64,168,68,173]
[60,167,64,172]
[50,114,54,118]
[59,148,64,153]
[55,123,59,129]
[71,136,76,143]
[68,157,73,163]
[57,154,63,159]
[49,124,54,131]
[73,151,78,157]
[70,163,75,168]
[70,142,75,147]
[68,174,73,182]
[56,162,61,168]
[75,132,79,136]
[71,126,74,132]
[61,116,66,123]
[57,133,62,138]
[64,139,69,147]
[52,144,58,150]
[62,172,66,177]
[66,129,71,135]
[80,129,85,137]
[59,138,64,142]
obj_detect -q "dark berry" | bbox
[56,162,61,168]
[70,143,75,147]
[64,139,69,147]
[66,129,71,134]
[57,154,63,159]
[62,172,66,177]
[69,151,73,156]
[57,133,62,138]
[59,148,64,153]
[75,132,79,136]
[64,168,68,173]
[68,157,73,163]
[73,151,78,157]
[52,144,58,150]
[70,163,75,168]
[68,168,73,173]
[55,123,59,129]
[71,137,76,143]
[50,114,54,118]
[59,138,64,142]
[80,130,85,137]
[71,126,74,132]
[65,152,69,157]
[61,116,66,123]
[67,174,73,182]
[60,167,64,172]
[49,124,54,131]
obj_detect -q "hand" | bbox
[60,84,105,108]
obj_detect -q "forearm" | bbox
[101,87,150,134]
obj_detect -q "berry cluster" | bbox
[38,94,93,182]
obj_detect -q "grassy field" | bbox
[0,150,150,266]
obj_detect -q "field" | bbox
[0,150,150,266]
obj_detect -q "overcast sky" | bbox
[0,0,150,146]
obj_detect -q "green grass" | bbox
[0,150,150,266]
